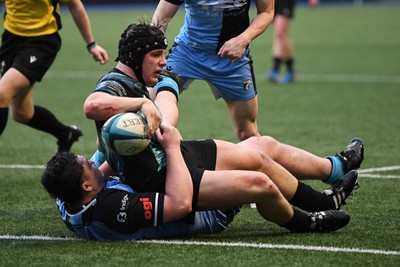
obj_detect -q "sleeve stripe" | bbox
[154,193,159,227]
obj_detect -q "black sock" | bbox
[289,182,330,212]
[0,107,9,136]
[273,57,282,72]
[286,58,295,72]
[279,208,310,232]
[24,105,69,140]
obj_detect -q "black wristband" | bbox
[86,41,97,52]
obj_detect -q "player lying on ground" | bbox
[42,122,358,241]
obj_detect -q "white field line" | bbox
[358,166,400,172]
[0,235,399,256]
[48,71,400,84]
[358,165,400,179]
[1,165,399,179]
[297,74,400,84]
[0,164,44,169]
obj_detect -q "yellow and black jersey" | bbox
[3,0,70,37]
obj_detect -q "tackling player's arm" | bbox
[149,70,183,127]
[152,0,182,33]
[156,123,193,222]
[105,123,192,233]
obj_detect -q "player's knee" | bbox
[12,109,31,123]
[0,93,11,108]
[244,173,281,198]
[249,135,279,153]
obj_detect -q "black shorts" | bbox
[121,139,217,223]
[181,139,217,210]
[275,0,296,19]
[0,30,61,84]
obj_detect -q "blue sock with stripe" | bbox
[324,155,344,184]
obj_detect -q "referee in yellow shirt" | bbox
[0,0,108,152]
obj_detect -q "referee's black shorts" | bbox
[0,30,61,84]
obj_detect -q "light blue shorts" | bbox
[166,42,257,101]
[127,208,241,240]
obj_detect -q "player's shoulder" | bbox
[94,70,148,98]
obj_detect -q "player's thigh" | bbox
[197,169,274,210]
[214,139,266,171]
[274,15,291,37]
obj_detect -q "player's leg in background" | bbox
[268,14,294,84]
[2,68,82,151]
[226,97,260,141]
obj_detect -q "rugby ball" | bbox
[101,112,150,156]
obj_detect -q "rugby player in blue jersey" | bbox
[152,0,275,141]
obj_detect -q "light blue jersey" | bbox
[175,0,251,52]
[165,0,257,101]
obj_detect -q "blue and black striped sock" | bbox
[324,156,345,184]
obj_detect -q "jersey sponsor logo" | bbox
[120,194,129,211]
[105,81,127,96]
[117,212,127,223]
[30,56,37,64]
[140,197,153,220]
[198,0,247,11]
[116,194,129,223]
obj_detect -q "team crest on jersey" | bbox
[243,80,251,92]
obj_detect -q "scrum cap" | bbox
[116,23,168,84]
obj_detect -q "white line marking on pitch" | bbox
[0,164,44,169]
[298,74,400,84]
[358,166,400,172]
[0,235,399,256]
[49,71,400,84]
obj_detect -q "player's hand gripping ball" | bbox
[101,112,151,156]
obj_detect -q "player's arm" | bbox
[148,70,183,127]
[154,90,179,127]
[156,123,193,222]
[64,0,109,64]
[218,0,274,62]
[84,92,162,137]
[152,0,182,33]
